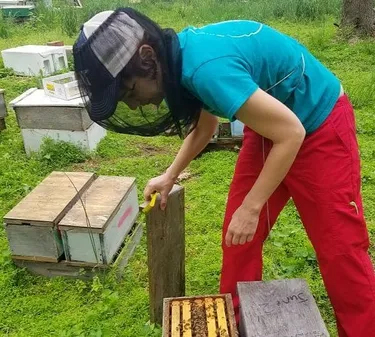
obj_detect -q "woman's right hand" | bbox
[143,172,175,210]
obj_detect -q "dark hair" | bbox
[74,7,203,138]
[118,8,203,137]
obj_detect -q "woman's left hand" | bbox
[225,204,260,247]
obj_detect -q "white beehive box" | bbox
[3,172,96,262]
[10,88,106,156]
[1,45,68,76]
[58,176,139,264]
[42,72,80,101]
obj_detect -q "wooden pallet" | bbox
[12,222,143,280]
[163,294,238,337]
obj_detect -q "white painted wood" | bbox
[1,46,68,76]
[60,184,139,264]
[20,122,106,156]
[10,88,84,108]
[42,72,80,101]
[104,185,139,262]
[63,231,103,264]
[0,1,24,6]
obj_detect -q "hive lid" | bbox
[4,171,96,226]
[2,45,66,55]
[58,176,137,233]
[9,88,85,108]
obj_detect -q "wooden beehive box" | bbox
[162,294,238,337]
[9,88,107,156]
[3,171,95,262]
[58,176,139,264]
[237,279,329,337]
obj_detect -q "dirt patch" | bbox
[136,144,172,156]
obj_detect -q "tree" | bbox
[341,0,375,36]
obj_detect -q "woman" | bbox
[73,7,375,336]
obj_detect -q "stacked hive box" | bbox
[10,88,106,156]
[3,171,140,265]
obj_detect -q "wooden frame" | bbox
[162,294,238,337]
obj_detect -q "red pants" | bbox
[220,95,375,337]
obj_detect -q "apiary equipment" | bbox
[3,171,95,262]
[42,72,80,101]
[237,279,329,337]
[162,294,238,337]
[1,45,67,76]
[58,176,139,264]
[10,88,106,156]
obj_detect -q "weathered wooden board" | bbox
[59,176,139,264]
[5,224,63,262]
[162,294,238,337]
[237,279,329,337]
[4,171,96,226]
[146,185,185,326]
[15,106,93,131]
[58,176,136,232]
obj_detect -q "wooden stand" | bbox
[237,279,329,337]
[144,185,186,326]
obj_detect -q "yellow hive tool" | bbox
[142,192,159,214]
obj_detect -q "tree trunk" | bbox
[341,0,375,36]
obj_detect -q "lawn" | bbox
[0,0,374,336]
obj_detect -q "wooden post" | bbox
[145,185,185,325]
[0,89,7,131]
[237,278,329,337]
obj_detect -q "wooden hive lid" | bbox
[4,171,96,226]
[58,176,137,233]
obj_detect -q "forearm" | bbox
[166,111,218,180]
[242,137,303,212]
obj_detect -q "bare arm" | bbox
[144,109,218,208]
[236,88,305,212]
[225,88,305,246]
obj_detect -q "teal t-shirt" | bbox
[178,20,341,134]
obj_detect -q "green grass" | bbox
[0,1,374,336]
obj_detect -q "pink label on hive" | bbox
[117,206,133,228]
